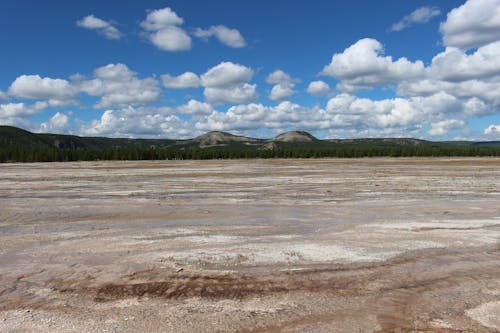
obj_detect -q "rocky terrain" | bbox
[0,158,499,332]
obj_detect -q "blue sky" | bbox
[1,0,500,140]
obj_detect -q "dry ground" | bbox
[0,158,499,332]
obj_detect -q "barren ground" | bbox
[0,158,499,332]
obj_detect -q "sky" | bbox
[1,0,500,140]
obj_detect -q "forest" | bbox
[2,125,500,162]
[2,145,500,163]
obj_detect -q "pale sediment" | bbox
[0,158,499,332]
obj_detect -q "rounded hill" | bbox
[271,131,318,142]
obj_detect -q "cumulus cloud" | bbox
[266,70,297,101]
[201,62,253,88]
[199,62,257,104]
[319,32,500,126]
[140,7,191,52]
[429,41,500,81]
[428,119,465,136]
[204,84,257,104]
[0,101,49,130]
[326,92,467,130]
[77,15,123,40]
[398,78,500,109]
[193,91,472,136]
[397,41,500,115]
[0,115,33,128]
[321,38,425,90]
[307,81,330,96]
[484,124,500,135]
[149,26,192,52]
[390,6,441,31]
[0,101,47,118]
[39,112,70,133]
[161,72,201,88]
[155,61,258,104]
[194,25,246,48]
[140,7,184,30]
[269,83,295,101]
[81,106,192,138]
[8,75,77,106]
[0,102,48,130]
[177,99,214,116]
[76,63,161,108]
[265,70,298,84]
[440,0,500,49]
[195,102,314,132]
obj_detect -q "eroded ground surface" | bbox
[0,158,499,332]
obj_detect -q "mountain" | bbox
[2,125,500,153]
[191,131,262,148]
[0,126,177,149]
[0,126,54,148]
[271,131,318,142]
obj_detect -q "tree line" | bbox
[1,145,500,162]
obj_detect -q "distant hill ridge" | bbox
[271,131,317,142]
[193,131,261,147]
[1,125,500,151]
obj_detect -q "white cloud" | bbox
[428,119,465,136]
[195,103,268,132]
[391,6,441,31]
[161,72,201,88]
[39,112,70,133]
[317,30,500,127]
[204,83,257,104]
[149,26,191,52]
[440,0,500,49]
[0,102,47,118]
[77,15,123,40]
[265,70,297,101]
[325,92,466,129]
[195,100,349,134]
[266,70,299,84]
[321,38,425,90]
[178,99,214,116]
[8,75,77,105]
[81,106,192,138]
[398,79,500,113]
[201,62,253,88]
[194,25,246,48]
[194,92,463,135]
[77,63,161,108]
[75,87,495,140]
[397,42,500,115]
[269,83,295,101]
[140,7,191,52]
[140,7,184,31]
[307,81,330,96]
[0,102,47,130]
[0,116,33,129]
[429,41,500,81]
[199,62,256,104]
[484,124,500,135]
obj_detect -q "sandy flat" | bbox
[0,158,499,332]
